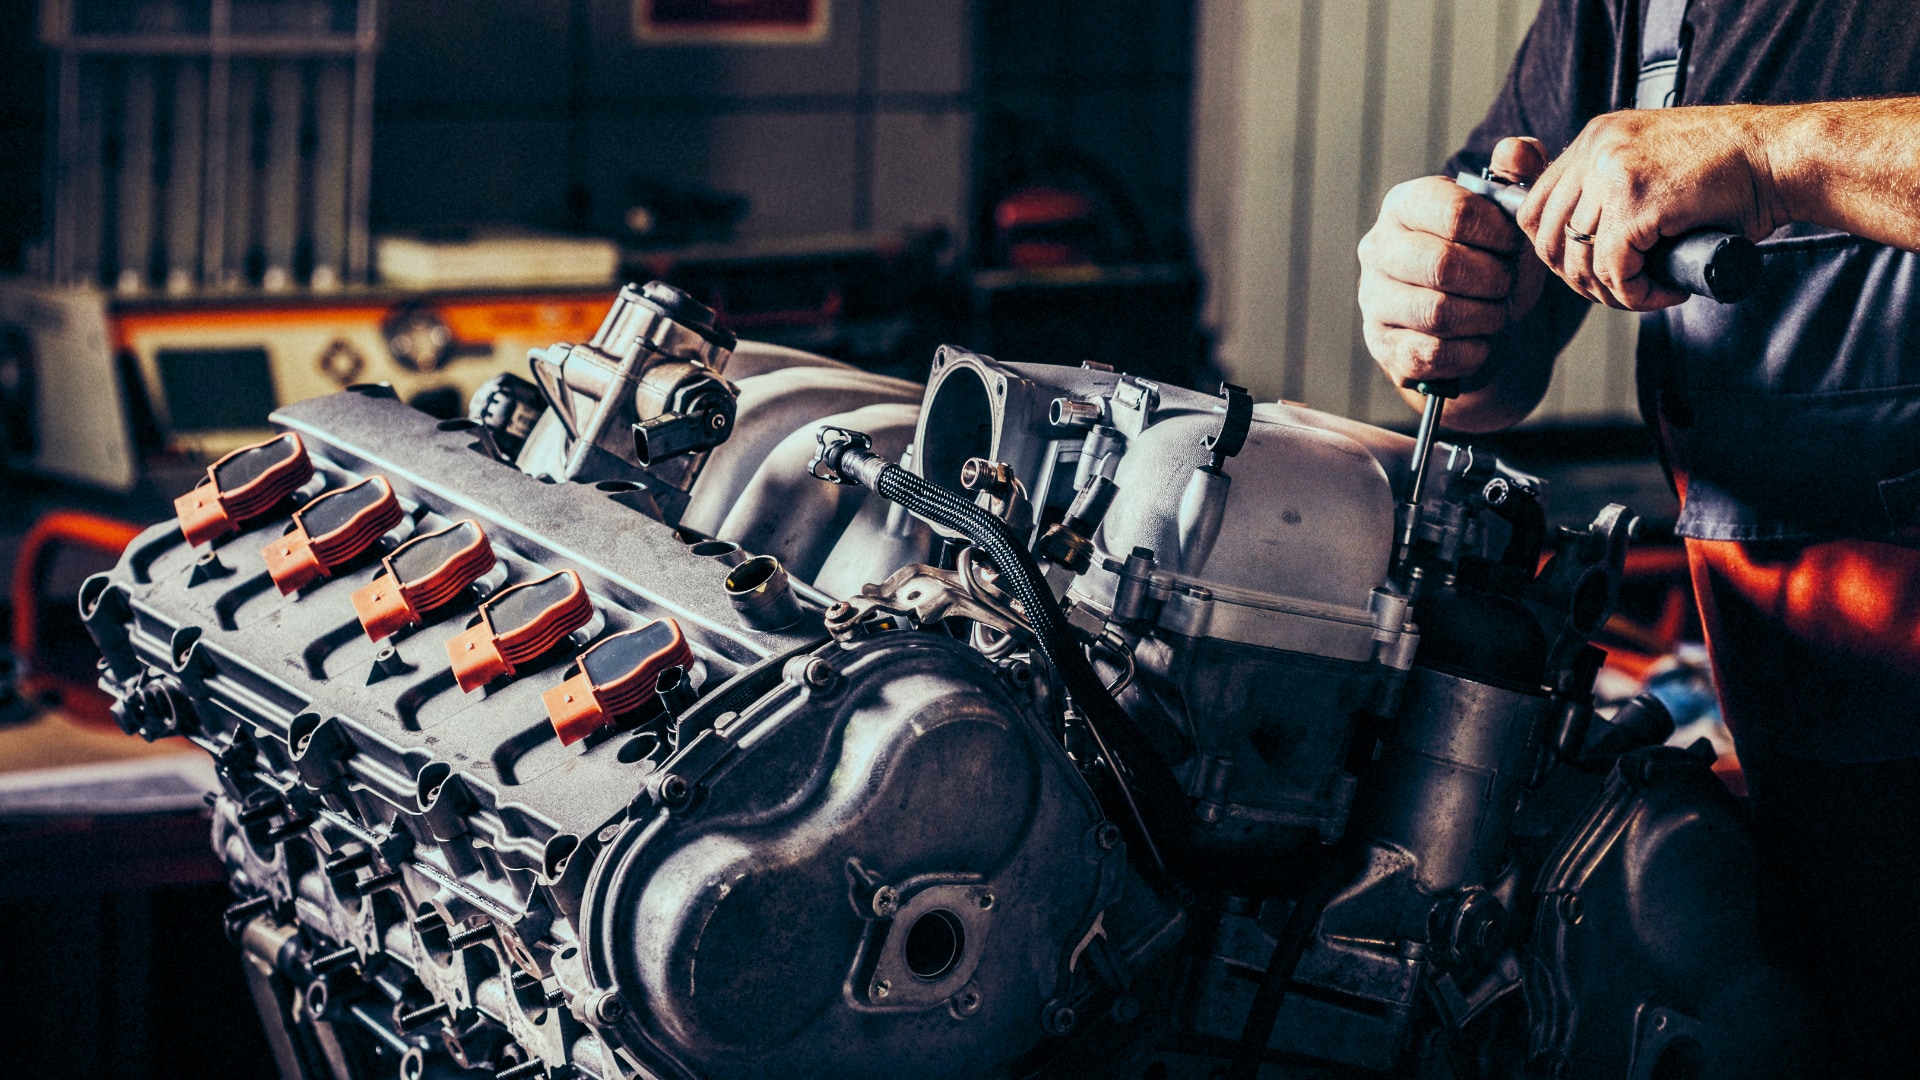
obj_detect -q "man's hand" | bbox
[1359,138,1550,391]
[1518,106,1787,310]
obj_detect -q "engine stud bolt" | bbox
[224,893,274,923]
[324,849,373,876]
[591,992,626,1023]
[450,923,499,949]
[659,774,691,805]
[311,946,359,974]
[237,798,284,825]
[398,1001,450,1031]
[358,870,403,893]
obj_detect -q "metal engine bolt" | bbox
[224,894,274,927]
[263,814,316,843]
[397,1001,450,1031]
[1109,995,1141,1024]
[1044,1002,1077,1035]
[237,797,285,826]
[659,774,691,805]
[592,991,626,1024]
[872,980,891,1000]
[801,657,836,690]
[450,922,499,950]
[871,886,900,918]
[1094,822,1123,851]
[495,1059,546,1080]
[1558,894,1585,925]
[324,849,373,876]
[951,988,983,1018]
[958,457,1016,496]
[311,946,359,975]
[357,870,404,894]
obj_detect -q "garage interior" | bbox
[3,3,1798,1080]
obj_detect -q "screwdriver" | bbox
[1395,377,1458,573]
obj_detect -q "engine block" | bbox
[84,291,1814,1080]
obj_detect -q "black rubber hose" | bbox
[826,439,1187,875]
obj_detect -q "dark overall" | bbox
[1630,0,1920,1070]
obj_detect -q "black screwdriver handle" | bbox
[1454,171,1760,304]
[1646,231,1761,303]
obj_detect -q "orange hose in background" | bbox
[10,511,143,724]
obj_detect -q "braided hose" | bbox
[821,436,1186,876]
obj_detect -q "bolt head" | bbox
[594,993,626,1023]
[1559,894,1584,924]
[802,658,835,689]
[660,774,691,804]
[1094,822,1123,851]
[872,979,891,1000]
[871,885,900,918]
[978,892,995,910]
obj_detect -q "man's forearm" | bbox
[1756,97,1920,252]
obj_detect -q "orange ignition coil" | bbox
[543,619,693,745]
[447,570,594,692]
[351,521,496,641]
[262,476,405,594]
[173,433,315,546]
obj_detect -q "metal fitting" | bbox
[725,555,803,631]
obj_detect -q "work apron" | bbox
[1627,0,1920,762]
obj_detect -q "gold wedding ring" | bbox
[1565,225,1597,246]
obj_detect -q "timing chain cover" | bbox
[578,633,1128,1080]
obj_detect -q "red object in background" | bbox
[1588,542,1747,794]
[10,511,143,730]
[639,0,827,42]
[995,187,1103,269]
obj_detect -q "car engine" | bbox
[84,283,1805,1080]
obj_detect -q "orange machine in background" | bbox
[0,280,615,491]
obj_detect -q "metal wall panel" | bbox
[1194,0,1641,426]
